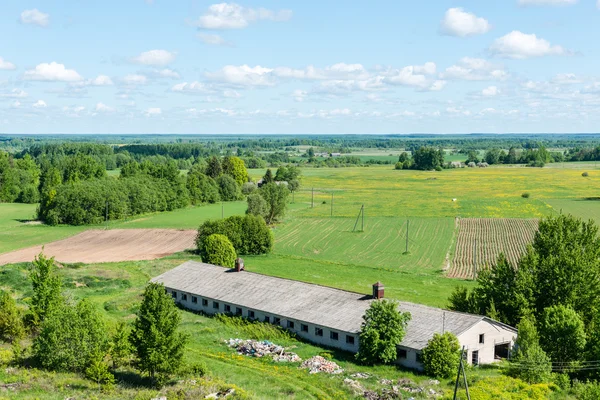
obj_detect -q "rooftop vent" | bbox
[372,282,384,299]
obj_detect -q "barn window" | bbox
[346,335,355,345]
[479,334,485,344]
[171,291,177,299]
[301,324,308,332]
[287,320,295,329]
[224,305,231,313]
[191,296,197,304]
[398,349,407,359]
[273,317,281,325]
[248,310,255,319]
[315,327,323,337]
[264,316,270,323]
[235,307,242,316]
[416,353,423,363]
[181,294,187,301]
[212,301,219,309]
[330,331,339,341]
[202,299,208,306]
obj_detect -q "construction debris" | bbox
[299,356,343,374]
[351,372,371,379]
[226,339,301,362]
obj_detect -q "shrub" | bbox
[197,215,273,256]
[421,332,460,378]
[202,234,237,268]
[246,193,268,220]
[0,291,25,343]
[394,162,403,170]
[522,192,530,198]
[217,175,241,201]
[180,361,208,378]
[582,172,589,177]
[241,182,257,195]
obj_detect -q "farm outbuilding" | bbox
[152,261,517,370]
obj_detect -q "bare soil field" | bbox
[448,218,538,279]
[0,229,197,265]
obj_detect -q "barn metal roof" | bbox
[151,261,516,350]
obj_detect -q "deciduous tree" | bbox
[421,332,460,378]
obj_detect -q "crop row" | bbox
[448,218,538,279]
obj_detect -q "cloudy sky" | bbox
[1,0,600,134]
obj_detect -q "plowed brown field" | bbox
[0,229,197,265]
[449,218,538,279]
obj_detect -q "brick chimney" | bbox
[235,258,245,272]
[372,282,384,299]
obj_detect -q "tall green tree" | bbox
[421,332,460,378]
[356,300,411,365]
[263,168,274,184]
[222,156,248,186]
[34,299,109,372]
[259,182,289,224]
[28,253,62,327]
[539,305,586,364]
[205,156,223,179]
[507,315,552,384]
[130,283,188,385]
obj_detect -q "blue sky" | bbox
[1,0,600,134]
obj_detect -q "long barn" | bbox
[151,260,517,369]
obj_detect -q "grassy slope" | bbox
[0,255,449,400]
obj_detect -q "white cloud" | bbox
[518,0,578,6]
[11,101,20,108]
[24,62,83,82]
[20,9,49,27]
[197,33,233,46]
[131,50,176,66]
[144,107,162,116]
[123,74,148,85]
[440,8,491,37]
[90,75,114,86]
[0,57,16,70]
[0,89,28,98]
[171,81,211,93]
[155,69,180,79]
[33,100,47,108]
[317,76,386,93]
[196,3,292,29]
[490,31,570,59]
[293,89,308,102]
[429,80,447,91]
[385,63,437,88]
[206,65,275,86]
[482,86,500,96]
[552,73,582,84]
[95,102,114,112]
[223,89,241,98]
[441,57,508,80]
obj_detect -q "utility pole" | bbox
[331,192,333,217]
[453,347,471,400]
[361,204,364,231]
[405,219,410,253]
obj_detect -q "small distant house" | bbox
[330,153,342,157]
[152,261,517,370]
[451,161,464,168]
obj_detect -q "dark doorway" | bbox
[495,342,510,360]
[471,350,479,366]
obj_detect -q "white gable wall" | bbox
[457,319,516,365]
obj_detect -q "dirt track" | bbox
[0,229,197,265]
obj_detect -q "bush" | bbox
[180,361,208,378]
[394,162,403,170]
[582,172,589,177]
[0,291,25,343]
[522,192,530,198]
[246,193,268,220]
[217,175,241,201]
[197,215,273,256]
[421,332,460,378]
[202,234,236,268]
[241,182,257,196]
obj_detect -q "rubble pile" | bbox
[226,339,301,362]
[299,356,344,374]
